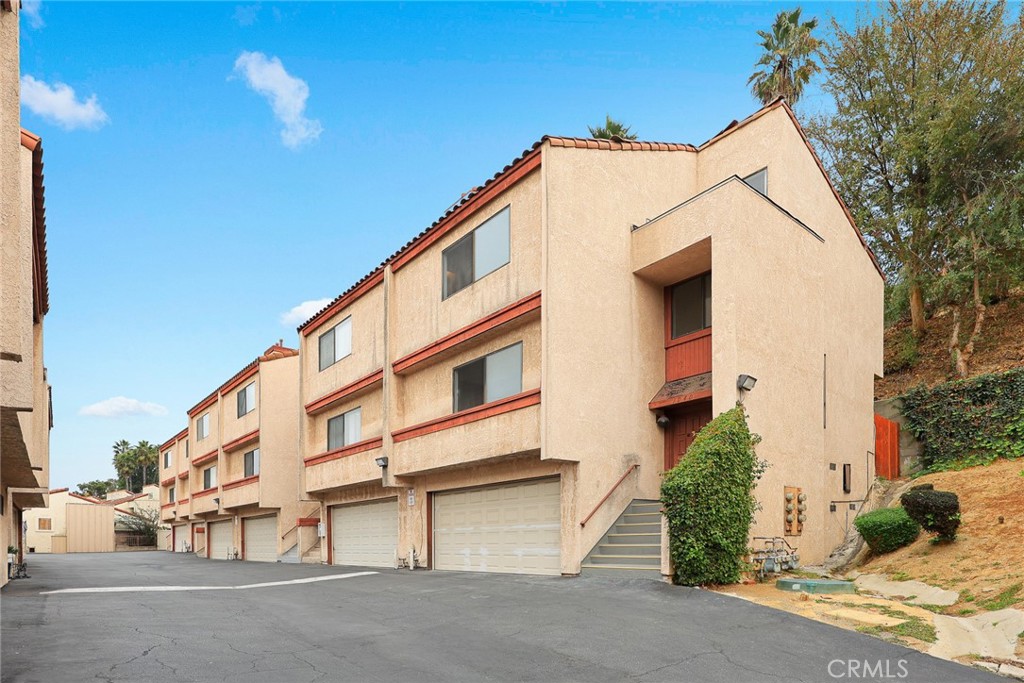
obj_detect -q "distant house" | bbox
[24,485,161,553]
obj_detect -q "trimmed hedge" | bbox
[901,368,1024,471]
[900,489,961,541]
[660,406,766,586]
[854,508,920,554]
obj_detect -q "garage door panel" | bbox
[208,520,233,560]
[243,515,277,562]
[433,478,560,576]
[331,498,397,568]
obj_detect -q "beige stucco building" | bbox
[295,99,883,578]
[24,486,160,554]
[158,343,306,562]
[1,2,52,586]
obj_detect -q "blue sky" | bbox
[20,1,863,488]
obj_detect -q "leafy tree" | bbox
[112,439,135,492]
[588,115,638,140]
[110,439,161,492]
[808,0,1024,365]
[76,479,118,499]
[747,7,821,106]
[116,508,161,546]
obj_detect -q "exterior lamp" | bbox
[737,374,758,391]
[212,497,220,506]
[375,456,389,468]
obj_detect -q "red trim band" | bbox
[297,517,320,527]
[304,437,384,467]
[223,429,259,453]
[392,292,541,375]
[222,475,259,491]
[391,388,541,443]
[177,471,189,480]
[193,487,218,499]
[648,388,713,411]
[160,477,175,486]
[302,270,385,337]
[220,364,259,398]
[305,369,384,415]
[193,449,219,467]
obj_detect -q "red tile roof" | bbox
[21,128,49,319]
[187,342,297,416]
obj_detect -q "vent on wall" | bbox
[843,464,852,494]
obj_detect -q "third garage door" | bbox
[243,515,277,562]
[331,498,398,568]
[433,478,561,575]
[208,520,233,560]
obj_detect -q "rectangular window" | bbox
[203,466,217,490]
[453,342,523,412]
[442,206,510,299]
[670,273,712,339]
[237,381,256,418]
[168,486,176,503]
[327,407,362,451]
[38,518,51,531]
[318,317,352,372]
[743,168,767,195]
[196,413,209,441]
[185,439,189,458]
[244,448,260,477]
[163,451,171,469]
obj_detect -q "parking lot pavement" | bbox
[1,552,999,683]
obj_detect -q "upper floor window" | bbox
[670,273,712,339]
[453,342,523,412]
[319,317,352,372]
[203,465,217,490]
[237,381,256,418]
[244,448,260,477]
[327,407,362,451]
[185,439,189,458]
[196,413,210,441]
[163,450,171,468]
[38,518,51,531]
[168,486,176,503]
[743,168,767,196]
[442,206,510,299]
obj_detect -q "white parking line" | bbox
[40,571,378,595]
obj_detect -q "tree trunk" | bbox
[909,280,926,336]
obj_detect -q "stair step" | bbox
[615,523,661,533]
[627,503,661,511]
[621,512,661,523]
[593,543,660,556]
[586,554,661,567]
[581,564,664,578]
[606,534,660,545]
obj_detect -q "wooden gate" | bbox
[874,414,900,479]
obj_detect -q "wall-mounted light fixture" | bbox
[655,411,670,429]
[737,374,758,391]
[212,497,220,506]
[375,456,389,468]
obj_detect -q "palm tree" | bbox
[134,440,158,487]
[112,439,134,492]
[588,115,638,140]
[748,8,821,106]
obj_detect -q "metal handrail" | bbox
[580,463,639,528]
[281,504,321,539]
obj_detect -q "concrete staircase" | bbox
[301,538,322,564]
[581,499,663,578]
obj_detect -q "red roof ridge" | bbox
[20,128,49,318]
[48,487,68,495]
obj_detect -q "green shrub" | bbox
[900,489,961,541]
[885,328,920,374]
[854,508,920,554]
[900,368,1024,471]
[910,483,934,491]
[660,406,765,586]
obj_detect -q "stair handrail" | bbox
[580,463,639,528]
[281,504,322,540]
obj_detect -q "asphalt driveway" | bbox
[0,553,998,683]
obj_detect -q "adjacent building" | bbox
[24,486,158,554]
[1,1,52,586]
[159,343,305,562]
[295,99,883,577]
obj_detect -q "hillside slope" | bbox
[876,295,1024,400]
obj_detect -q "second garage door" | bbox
[243,515,277,562]
[208,520,233,560]
[433,478,561,575]
[331,498,398,568]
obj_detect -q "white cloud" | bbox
[79,397,168,419]
[20,75,109,130]
[22,0,44,29]
[232,51,322,149]
[233,4,259,26]
[280,298,332,326]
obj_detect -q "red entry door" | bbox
[664,402,713,470]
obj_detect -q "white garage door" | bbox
[433,478,561,575]
[243,515,278,562]
[172,525,187,552]
[331,498,397,568]
[208,520,233,560]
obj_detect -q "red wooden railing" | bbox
[665,328,712,381]
[580,464,639,528]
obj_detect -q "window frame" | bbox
[168,486,176,503]
[742,167,767,196]
[452,342,524,413]
[38,518,51,531]
[318,316,353,372]
[237,381,256,418]
[326,407,362,451]
[203,465,217,490]
[243,448,260,478]
[163,450,171,469]
[441,205,511,300]
[196,413,210,441]
[668,272,712,341]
